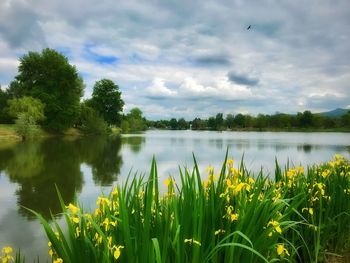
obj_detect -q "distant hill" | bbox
[318,108,349,117]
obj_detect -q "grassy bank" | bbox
[0,124,121,142]
[0,124,20,140]
[3,155,350,263]
[0,124,87,142]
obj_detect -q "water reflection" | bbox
[81,137,123,185]
[0,131,349,262]
[122,136,145,153]
[0,136,123,219]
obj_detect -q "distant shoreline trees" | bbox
[148,110,350,131]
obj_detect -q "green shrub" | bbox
[8,96,45,140]
[80,106,110,135]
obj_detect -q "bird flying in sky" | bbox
[247,25,251,30]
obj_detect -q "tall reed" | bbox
[4,154,349,263]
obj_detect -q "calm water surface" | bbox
[0,130,349,261]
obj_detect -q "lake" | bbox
[0,130,349,261]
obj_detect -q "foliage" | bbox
[8,48,84,132]
[0,137,123,219]
[169,118,178,130]
[120,120,130,133]
[151,110,350,131]
[191,118,207,130]
[8,96,45,121]
[9,155,350,262]
[13,113,40,141]
[79,105,110,135]
[341,110,350,128]
[0,87,12,123]
[225,114,234,129]
[89,79,124,126]
[121,108,147,133]
[177,118,189,130]
[149,118,190,130]
[8,96,45,140]
[215,113,224,130]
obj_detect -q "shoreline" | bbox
[1,124,349,142]
[147,127,350,133]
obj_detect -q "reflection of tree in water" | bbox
[0,139,83,220]
[300,144,312,153]
[0,143,44,178]
[79,136,123,186]
[0,136,123,220]
[122,136,145,153]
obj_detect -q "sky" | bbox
[0,0,349,120]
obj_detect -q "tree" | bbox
[125,108,147,132]
[8,48,84,132]
[79,104,109,135]
[89,79,124,126]
[234,114,245,128]
[341,111,350,128]
[178,118,189,130]
[298,111,314,127]
[255,114,268,129]
[192,118,206,130]
[226,114,235,129]
[169,118,178,130]
[215,113,224,130]
[207,117,216,130]
[8,96,45,140]
[0,87,12,123]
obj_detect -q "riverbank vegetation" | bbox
[3,154,349,262]
[149,110,350,132]
[0,49,146,140]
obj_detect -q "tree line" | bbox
[148,111,350,131]
[0,48,146,139]
[1,48,349,139]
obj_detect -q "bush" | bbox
[80,106,110,135]
[8,96,45,140]
[14,113,40,140]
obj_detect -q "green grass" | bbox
[0,124,18,136]
[3,154,350,262]
[0,124,50,140]
[0,124,84,142]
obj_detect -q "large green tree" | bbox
[89,79,124,126]
[8,48,84,131]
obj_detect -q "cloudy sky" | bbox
[0,0,349,119]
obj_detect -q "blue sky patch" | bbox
[83,44,119,65]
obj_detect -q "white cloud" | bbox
[146,78,177,97]
[0,0,349,118]
[178,77,253,100]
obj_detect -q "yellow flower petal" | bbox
[164,177,171,187]
[277,244,284,255]
[66,203,79,214]
[2,247,13,254]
